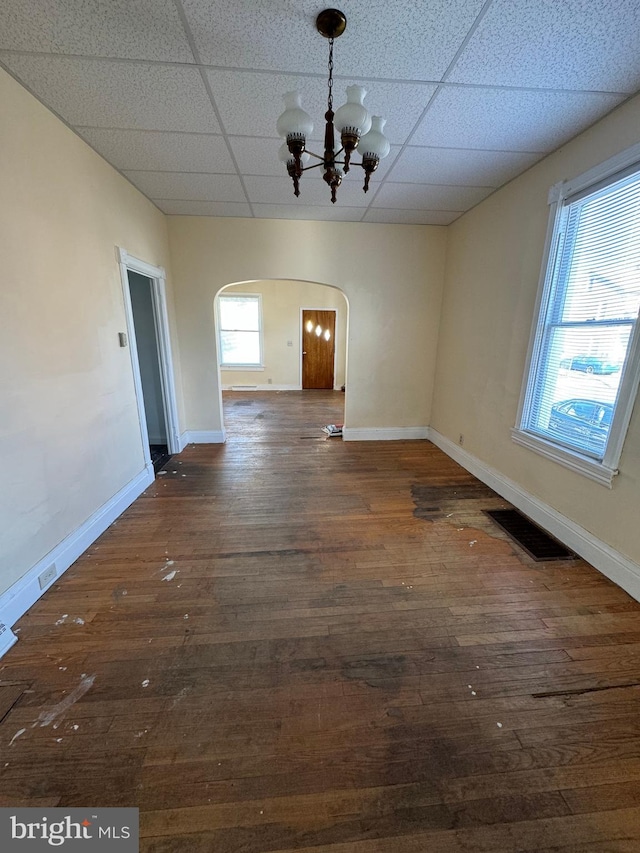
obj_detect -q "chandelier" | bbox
[276,8,390,204]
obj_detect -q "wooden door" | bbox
[302,310,336,389]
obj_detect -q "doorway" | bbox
[127,272,171,471]
[216,280,347,439]
[302,309,336,389]
[118,248,180,474]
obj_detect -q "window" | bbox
[216,293,263,368]
[514,151,640,486]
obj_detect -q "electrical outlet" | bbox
[459,434,464,446]
[38,563,57,590]
[268,378,272,384]
[0,620,17,655]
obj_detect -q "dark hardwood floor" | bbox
[2,390,640,851]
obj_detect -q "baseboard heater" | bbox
[230,385,258,390]
[484,509,575,561]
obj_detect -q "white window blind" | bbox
[217,294,262,367]
[520,164,640,467]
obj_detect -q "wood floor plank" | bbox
[1,391,639,851]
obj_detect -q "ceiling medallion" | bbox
[276,8,390,204]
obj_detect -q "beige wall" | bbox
[220,279,348,389]
[167,217,447,433]
[431,92,640,564]
[0,69,180,596]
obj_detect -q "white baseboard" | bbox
[222,384,301,391]
[224,384,258,390]
[222,384,346,392]
[342,426,430,441]
[181,430,226,445]
[429,428,640,603]
[0,464,154,641]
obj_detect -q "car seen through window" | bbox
[548,399,614,455]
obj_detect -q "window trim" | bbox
[216,292,264,370]
[513,143,640,488]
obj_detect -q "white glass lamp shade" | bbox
[334,85,371,135]
[276,91,313,138]
[278,142,310,165]
[359,116,390,159]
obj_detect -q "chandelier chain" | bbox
[327,37,334,112]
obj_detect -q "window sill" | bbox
[220,365,264,371]
[511,428,617,488]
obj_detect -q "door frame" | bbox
[117,247,181,467]
[299,307,338,390]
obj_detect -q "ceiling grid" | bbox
[0,0,638,224]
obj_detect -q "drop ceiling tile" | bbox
[3,0,635,229]
[390,147,543,187]
[373,182,493,211]
[363,209,462,225]
[156,200,252,217]
[244,175,329,206]
[449,0,640,93]
[410,86,625,151]
[123,171,245,202]
[77,129,234,172]
[206,70,436,144]
[0,0,195,62]
[252,204,364,222]
[182,0,486,80]
[0,55,219,131]
[227,137,292,178]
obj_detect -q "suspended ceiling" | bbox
[2,0,639,225]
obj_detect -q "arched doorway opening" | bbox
[213,279,349,439]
